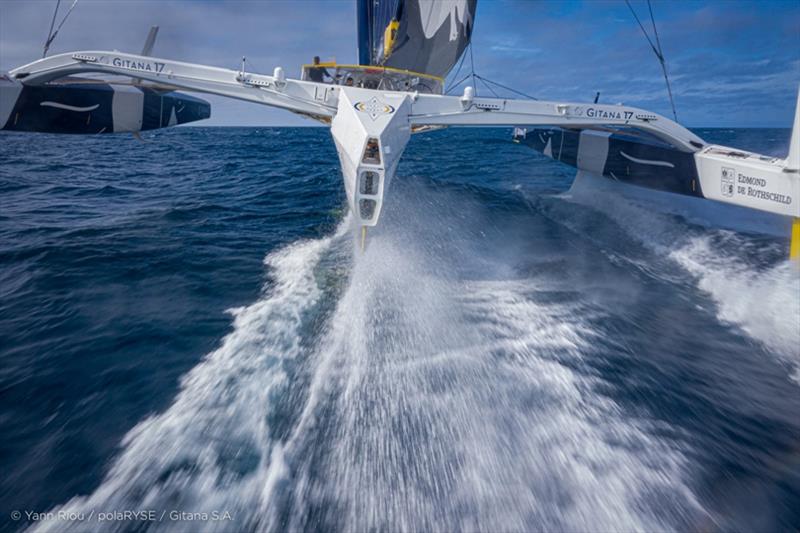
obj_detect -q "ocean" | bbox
[1,127,798,532]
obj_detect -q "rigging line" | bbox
[474,74,539,101]
[445,73,472,94]
[477,75,500,98]
[445,16,477,93]
[647,0,664,56]
[43,0,61,58]
[624,0,661,60]
[468,42,477,95]
[647,0,678,122]
[448,44,469,91]
[43,0,79,59]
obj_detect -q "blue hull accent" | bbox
[1,78,209,134]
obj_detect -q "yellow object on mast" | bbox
[383,19,400,59]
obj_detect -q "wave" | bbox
[670,237,800,383]
[565,171,800,384]
[30,219,352,532]
[259,186,703,531]
[30,178,707,531]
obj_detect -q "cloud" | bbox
[470,0,800,126]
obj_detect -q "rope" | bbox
[445,73,472,95]
[477,76,500,98]
[475,74,538,101]
[625,0,678,122]
[468,42,477,95]
[447,43,469,91]
[647,0,663,54]
[446,29,538,101]
[445,68,539,101]
[647,0,678,122]
[624,0,660,59]
[43,0,61,58]
[42,0,79,59]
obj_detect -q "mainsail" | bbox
[357,0,477,78]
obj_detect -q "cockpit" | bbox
[301,62,443,95]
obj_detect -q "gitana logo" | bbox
[354,98,395,120]
[721,167,735,197]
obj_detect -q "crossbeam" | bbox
[11,50,703,150]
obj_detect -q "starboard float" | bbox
[3,0,799,256]
[512,104,800,222]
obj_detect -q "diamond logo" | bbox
[354,98,395,121]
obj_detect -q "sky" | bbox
[1,0,798,127]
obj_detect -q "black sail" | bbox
[378,0,477,78]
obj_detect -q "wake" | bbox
[33,185,707,532]
[31,221,352,532]
[566,171,800,385]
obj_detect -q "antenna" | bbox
[238,56,247,82]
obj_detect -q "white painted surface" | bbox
[0,77,23,129]
[695,147,799,218]
[111,85,144,132]
[576,130,611,174]
[331,88,411,226]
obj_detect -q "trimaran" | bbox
[2,0,799,256]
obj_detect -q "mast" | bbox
[357,0,372,65]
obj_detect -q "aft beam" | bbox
[9,51,336,118]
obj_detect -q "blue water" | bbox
[1,127,798,532]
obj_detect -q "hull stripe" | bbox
[39,101,100,112]
[620,150,675,168]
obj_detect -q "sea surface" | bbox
[1,127,798,532]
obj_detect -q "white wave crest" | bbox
[32,188,709,532]
[566,171,800,384]
[670,236,800,383]
[30,222,350,533]
[267,232,704,532]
